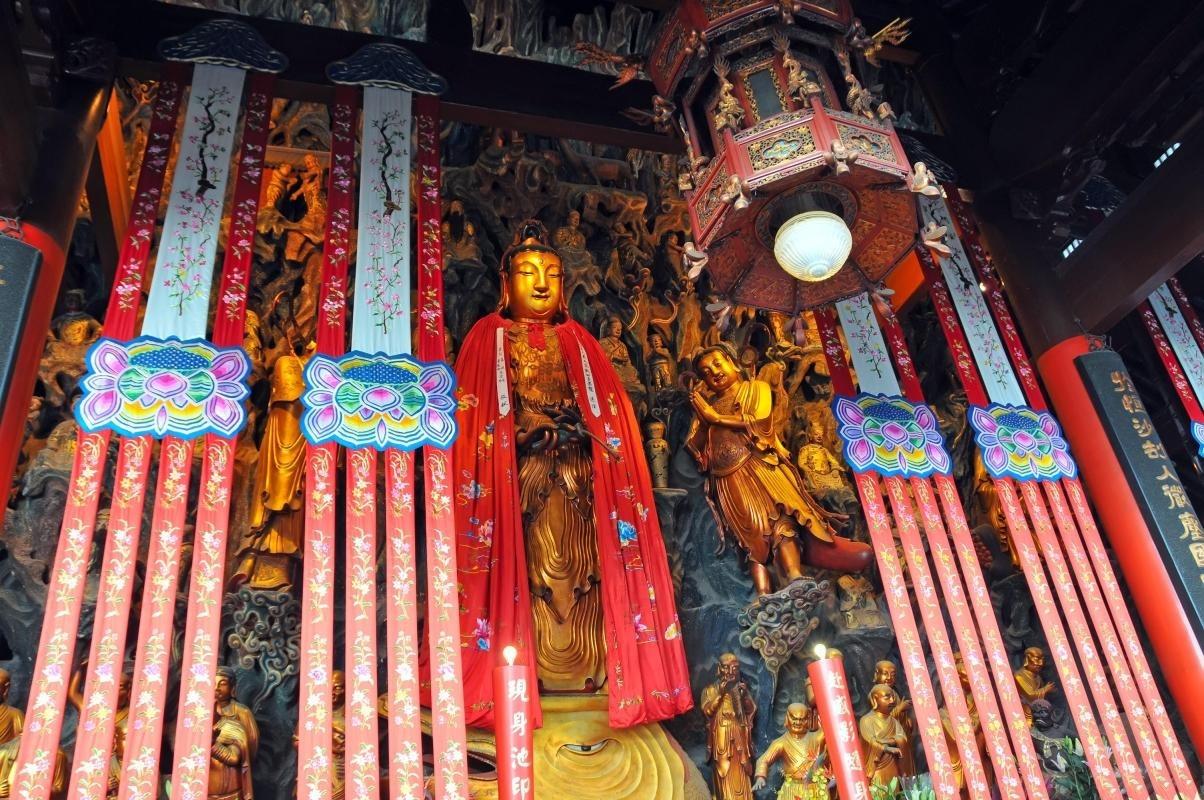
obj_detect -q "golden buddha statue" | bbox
[687,344,872,595]
[753,703,829,800]
[796,416,850,499]
[1014,646,1055,726]
[872,660,914,776]
[213,667,259,764]
[701,654,756,800]
[0,671,23,745]
[453,220,690,730]
[859,684,908,788]
[0,736,67,799]
[234,348,308,592]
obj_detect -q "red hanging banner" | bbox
[812,307,960,800]
[414,93,470,800]
[296,85,359,800]
[13,63,189,800]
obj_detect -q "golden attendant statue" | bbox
[0,736,67,799]
[208,717,254,800]
[753,703,828,800]
[234,348,309,591]
[214,668,259,764]
[1015,646,1055,726]
[858,684,908,787]
[872,660,914,776]
[701,654,756,800]
[688,344,871,594]
[0,671,23,746]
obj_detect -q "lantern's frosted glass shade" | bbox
[773,210,853,282]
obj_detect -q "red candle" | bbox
[494,644,535,800]
[808,645,872,800]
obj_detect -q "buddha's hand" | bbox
[752,778,766,791]
[892,699,912,717]
[517,421,558,453]
[548,403,589,446]
[690,390,719,423]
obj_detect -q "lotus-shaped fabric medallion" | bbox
[78,336,251,439]
[301,351,457,451]
[968,404,1076,481]
[834,393,951,477]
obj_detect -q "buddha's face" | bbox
[874,661,896,686]
[332,670,346,709]
[568,211,580,228]
[1024,649,1045,671]
[870,685,898,713]
[507,250,563,322]
[605,318,622,338]
[697,350,740,393]
[785,704,810,735]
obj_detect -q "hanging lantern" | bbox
[773,210,853,282]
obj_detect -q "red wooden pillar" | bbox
[0,60,112,531]
[1038,335,1204,753]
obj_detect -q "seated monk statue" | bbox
[688,343,872,594]
[448,220,692,731]
[754,703,829,799]
[0,671,23,745]
[1014,646,1056,726]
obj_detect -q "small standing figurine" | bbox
[688,343,872,595]
[754,703,829,799]
[214,667,260,764]
[209,715,254,800]
[0,671,23,745]
[702,654,757,800]
[646,329,676,394]
[598,315,648,412]
[1014,646,1056,726]
[859,684,908,788]
[872,660,914,776]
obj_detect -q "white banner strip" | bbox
[142,64,246,339]
[835,292,902,396]
[1151,283,1204,405]
[921,195,1026,407]
[352,86,413,356]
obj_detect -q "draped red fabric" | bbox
[450,313,692,729]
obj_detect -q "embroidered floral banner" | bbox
[351,85,413,356]
[301,351,456,450]
[968,403,1077,482]
[920,195,1026,406]
[834,393,951,477]
[834,292,900,396]
[141,64,246,339]
[78,336,250,439]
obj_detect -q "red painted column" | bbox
[1038,335,1204,753]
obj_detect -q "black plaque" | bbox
[0,236,41,407]
[1077,348,1204,641]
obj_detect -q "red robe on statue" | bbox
[450,312,693,730]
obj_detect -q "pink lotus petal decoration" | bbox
[77,335,250,440]
[968,403,1078,482]
[300,350,458,452]
[834,393,952,478]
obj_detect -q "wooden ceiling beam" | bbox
[100,0,682,153]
